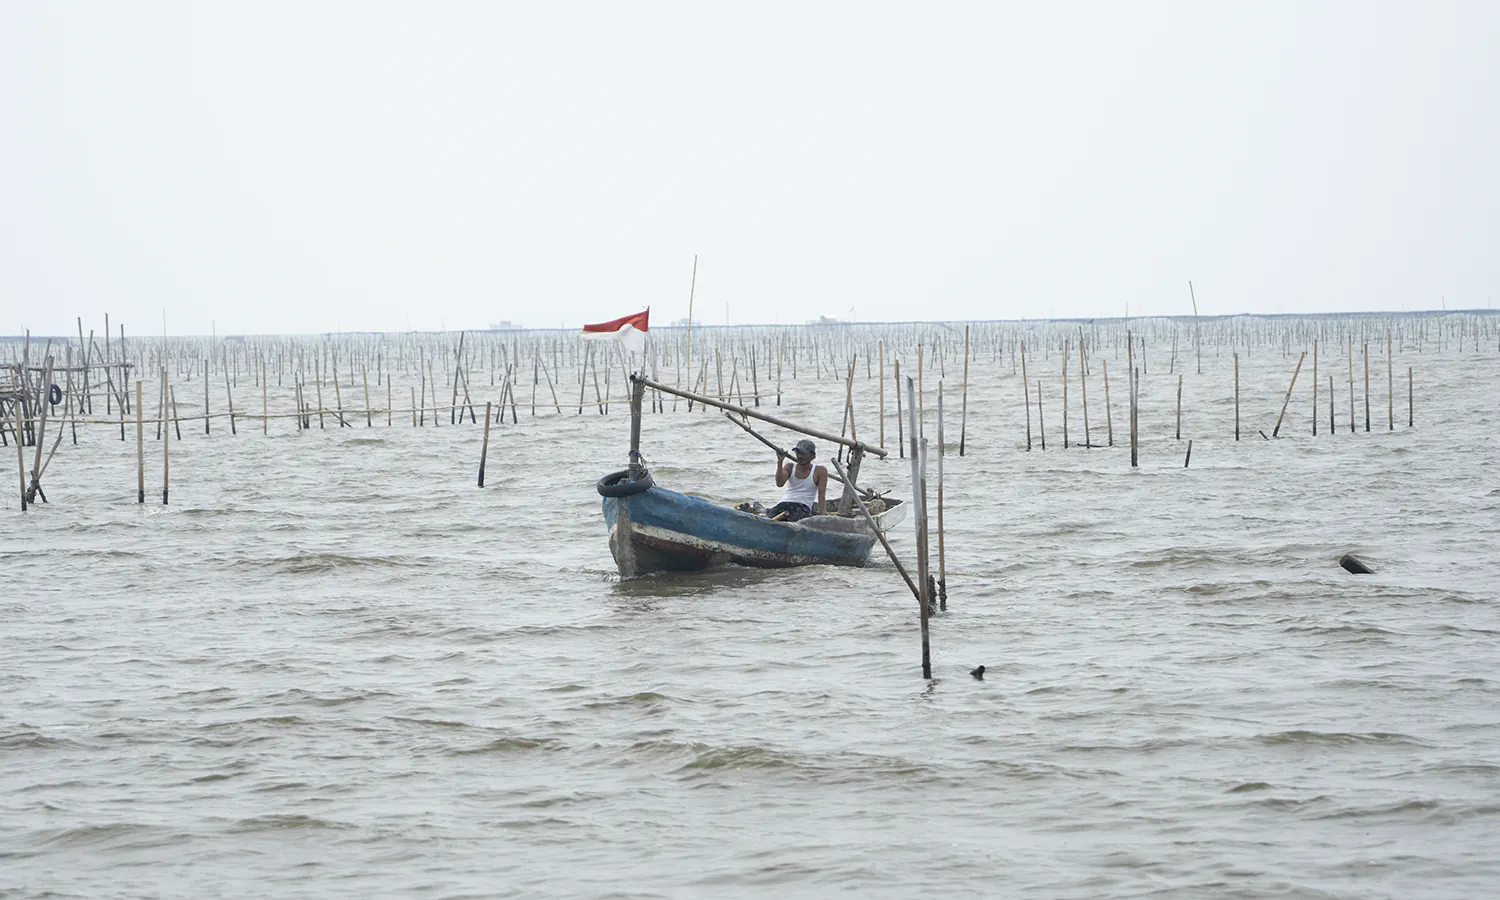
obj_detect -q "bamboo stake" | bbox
[1347,338,1355,433]
[478,401,492,487]
[1190,280,1202,374]
[1037,380,1046,451]
[1175,374,1182,440]
[635,376,886,456]
[1271,351,1306,438]
[1102,359,1113,447]
[906,375,931,680]
[1021,341,1032,450]
[13,387,26,511]
[161,368,169,505]
[1408,367,1413,427]
[204,359,210,434]
[1387,328,1393,431]
[363,366,372,427]
[895,358,903,459]
[1061,339,1069,449]
[262,363,268,435]
[878,341,885,448]
[1312,340,1318,436]
[831,458,921,603]
[1363,342,1370,432]
[959,325,969,456]
[1234,353,1240,441]
[936,383,947,610]
[136,381,144,503]
[1079,328,1090,448]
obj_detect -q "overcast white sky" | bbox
[3,2,1496,335]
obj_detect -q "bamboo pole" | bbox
[1079,328,1090,448]
[1102,359,1113,447]
[13,388,26,511]
[1408,367,1413,427]
[832,458,921,603]
[1387,328,1393,431]
[225,361,236,434]
[1129,367,1138,468]
[1190,280,1202,375]
[1347,338,1355,433]
[906,375,931,680]
[1061,338,1069,449]
[1175,374,1182,440]
[878,341,885,448]
[1037,380,1046,451]
[1234,353,1240,441]
[1271,351,1306,438]
[204,359,210,435]
[959,325,969,456]
[478,401,492,487]
[633,375,887,457]
[161,368,169,505]
[136,381,144,503]
[895,358,903,459]
[936,383,947,610]
[1328,374,1334,433]
[1312,340,1318,436]
[1363,342,1370,432]
[262,363,268,435]
[363,366,372,427]
[1021,342,1032,450]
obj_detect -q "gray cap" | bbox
[793,439,816,457]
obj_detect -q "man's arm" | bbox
[814,466,828,513]
[775,452,789,487]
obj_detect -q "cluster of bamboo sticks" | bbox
[3,308,1496,508]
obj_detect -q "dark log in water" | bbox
[1339,553,1374,574]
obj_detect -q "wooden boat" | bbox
[601,479,901,577]
[598,374,899,579]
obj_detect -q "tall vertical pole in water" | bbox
[1190,280,1202,375]
[936,384,947,611]
[1363,342,1370,432]
[1021,342,1032,450]
[136,381,144,503]
[906,376,931,680]
[161,368,169,505]
[685,255,697,397]
[1387,328,1394,431]
[959,325,970,456]
[1234,353,1240,441]
[13,386,26,511]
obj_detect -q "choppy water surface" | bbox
[4,334,1499,899]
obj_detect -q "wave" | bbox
[1256,730,1428,747]
[229,814,350,831]
[451,736,567,755]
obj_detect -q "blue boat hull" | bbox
[602,484,879,578]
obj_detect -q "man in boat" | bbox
[768,439,827,522]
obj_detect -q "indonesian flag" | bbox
[582,309,649,355]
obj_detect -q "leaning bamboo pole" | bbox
[633,375,887,457]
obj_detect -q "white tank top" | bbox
[780,464,818,508]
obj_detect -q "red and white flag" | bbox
[582,309,649,355]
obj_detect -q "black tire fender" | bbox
[597,469,653,498]
[49,384,63,406]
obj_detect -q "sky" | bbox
[2,1,1497,336]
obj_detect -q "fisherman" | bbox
[769,439,827,521]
